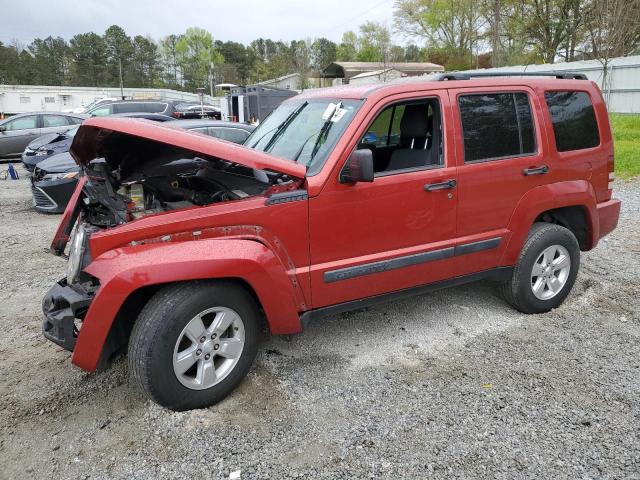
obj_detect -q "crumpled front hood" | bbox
[70,117,307,179]
[28,133,64,150]
[36,152,79,173]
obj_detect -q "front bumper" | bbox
[22,151,44,171]
[42,279,93,351]
[31,177,78,213]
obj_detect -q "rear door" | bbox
[450,86,549,274]
[0,115,40,157]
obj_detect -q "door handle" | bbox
[424,179,457,191]
[523,165,549,176]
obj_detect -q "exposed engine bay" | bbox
[78,135,289,228]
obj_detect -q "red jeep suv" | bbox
[42,72,621,410]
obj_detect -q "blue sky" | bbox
[1,0,400,46]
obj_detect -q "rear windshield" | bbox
[544,91,599,152]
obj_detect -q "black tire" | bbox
[128,280,261,411]
[500,222,580,314]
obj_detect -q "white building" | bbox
[0,85,221,116]
[257,73,302,91]
[349,68,406,85]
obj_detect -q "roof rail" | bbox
[436,71,588,81]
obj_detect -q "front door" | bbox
[0,114,41,157]
[308,91,460,308]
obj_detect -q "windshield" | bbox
[245,99,362,175]
[66,126,80,137]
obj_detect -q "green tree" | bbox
[161,34,182,87]
[0,41,20,84]
[310,37,337,71]
[104,25,133,92]
[176,27,224,92]
[404,43,421,61]
[131,35,160,87]
[29,36,70,85]
[69,33,107,86]
[336,31,358,61]
[357,21,392,63]
[393,0,484,68]
[215,40,256,84]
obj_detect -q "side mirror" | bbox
[0,125,6,133]
[340,149,374,184]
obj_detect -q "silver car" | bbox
[0,112,86,159]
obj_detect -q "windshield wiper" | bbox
[247,102,307,149]
[262,101,308,153]
[308,101,342,162]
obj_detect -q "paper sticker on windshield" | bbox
[330,107,347,123]
[322,103,339,121]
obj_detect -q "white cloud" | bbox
[1,0,402,45]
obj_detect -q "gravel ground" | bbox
[1,169,639,480]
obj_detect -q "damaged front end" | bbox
[44,117,306,352]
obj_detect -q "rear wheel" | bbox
[128,281,260,411]
[500,223,580,314]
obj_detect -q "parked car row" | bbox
[0,112,85,159]
[85,99,221,120]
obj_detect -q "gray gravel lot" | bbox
[1,170,639,479]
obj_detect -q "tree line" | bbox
[0,0,638,92]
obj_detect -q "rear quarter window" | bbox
[544,91,599,151]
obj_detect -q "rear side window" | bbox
[115,102,144,113]
[144,103,166,113]
[459,92,536,162]
[42,115,69,127]
[545,91,599,151]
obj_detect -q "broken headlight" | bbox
[66,223,86,285]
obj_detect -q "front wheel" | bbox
[128,281,261,411]
[500,223,580,314]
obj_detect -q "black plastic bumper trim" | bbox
[324,237,502,283]
[42,279,93,352]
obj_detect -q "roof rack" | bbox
[436,71,588,81]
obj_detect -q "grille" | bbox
[31,185,56,208]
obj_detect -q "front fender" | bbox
[72,238,303,372]
[500,181,598,265]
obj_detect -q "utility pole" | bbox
[492,0,502,67]
[119,57,124,100]
[210,61,215,98]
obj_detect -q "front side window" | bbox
[358,98,443,174]
[245,99,362,175]
[459,92,536,162]
[545,91,599,152]
[5,115,38,131]
[43,115,69,127]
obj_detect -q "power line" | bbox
[320,0,391,36]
